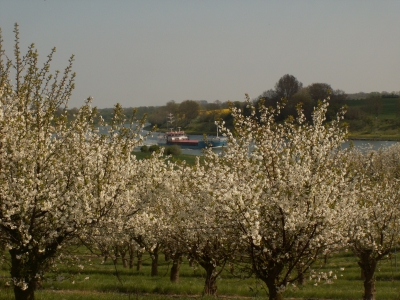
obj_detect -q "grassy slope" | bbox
[343,99,400,140]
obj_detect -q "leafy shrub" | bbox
[140,145,149,153]
[165,145,182,156]
[149,145,160,153]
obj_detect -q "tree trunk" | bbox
[112,246,119,266]
[229,263,235,274]
[112,257,118,266]
[296,264,305,285]
[324,253,329,265]
[189,258,194,267]
[10,251,37,300]
[361,268,366,280]
[136,251,143,271]
[203,263,218,296]
[363,277,376,300]
[170,256,181,283]
[151,246,159,277]
[128,246,134,269]
[120,249,128,268]
[358,255,377,300]
[164,252,170,262]
[296,262,307,286]
[265,278,283,300]
[13,284,36,300]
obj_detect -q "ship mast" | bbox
[167,113,174,132]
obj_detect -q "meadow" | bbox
[1,247,400,300]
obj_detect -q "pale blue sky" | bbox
[1,1,399,108]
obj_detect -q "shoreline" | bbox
[145,125,400,142]
[348,136,400,141]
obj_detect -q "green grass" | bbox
[283,251,400,299]
[1,249,400,299]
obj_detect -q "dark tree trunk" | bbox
[265,278,283,300]
[13,283,36,300]
[358,256,377,300]
[112,246,119,266]
[150,246,159,277]
[202,262,218,296]
[128,246,134,269]
[297,272,305,286]
[255,257,284,300]
[324,253,329,265]
[229,263,235,274]
[363,277,376,300]
[120,249,128,268]
[8,234,65,300]
[136,251,143,271]
[296,264,305,285]
[170,255,181,283]
[10,250,38,300]
[164,252,170,262]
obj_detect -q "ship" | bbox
[206,125,227,148]
[157,128,227,148]
[157,114,227,149]
[158,128,203,148]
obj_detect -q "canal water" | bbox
[142,131,399,156]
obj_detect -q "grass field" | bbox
[1,248,400,299]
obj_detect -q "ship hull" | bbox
[158,139,226,149]
[158,140,203,149]
[209,138,227,148]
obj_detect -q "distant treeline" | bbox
[67,74,400,135]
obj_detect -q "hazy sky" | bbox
[1,1,399,108]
